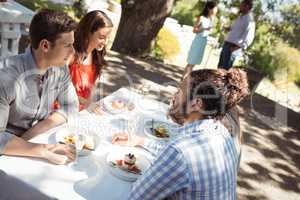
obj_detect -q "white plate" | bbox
[102,96,134,114]
[106,147,152,182]
[55,126,101,156]
[144,119,179,141]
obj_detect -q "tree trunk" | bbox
[111,0,175,57]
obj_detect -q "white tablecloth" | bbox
[0,88,171,200]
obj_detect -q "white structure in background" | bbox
[84,0,121,27]
[48,0,121,48]
[0,0,34,58]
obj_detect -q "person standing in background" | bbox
[218,0,255,70]
[183,1,218,79]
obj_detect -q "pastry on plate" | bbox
[115,153,141,174]
[63,134,95,151]
[111,99,125,109]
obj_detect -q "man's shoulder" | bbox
[0,54,26,76]
[244,13,255,23]
[174,121,232,148]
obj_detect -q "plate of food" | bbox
[102,96,135,114]
[55,126,101,156]
[144,119,179,141]
[106,147,152,182]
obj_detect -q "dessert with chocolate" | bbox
[115,153,141,174]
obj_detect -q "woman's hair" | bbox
[30,9,77,49]
[190,68,249,119]
[73,10,113,78]
[201,1,217,17]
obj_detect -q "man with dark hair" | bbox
[113,68,249,199]
[218,0,255,69]
[0,9,78,165]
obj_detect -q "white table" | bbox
[0,88,171,200]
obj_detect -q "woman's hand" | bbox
[230,45,240,52]
[41,144,75,165]
[112,133,144,147]
[90,104,104,115]
[193,26,201,33]
[79,96,92,108]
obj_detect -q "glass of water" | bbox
[127,114,140,146]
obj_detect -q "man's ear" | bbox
[39,39,50,53]
[190,97,203,112]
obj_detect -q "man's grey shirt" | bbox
[0,49,79,153]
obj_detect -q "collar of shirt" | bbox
[177,119,218,136]
[24,48,47,76]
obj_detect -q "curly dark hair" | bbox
[189,68,249,119]
[30,9,77,49]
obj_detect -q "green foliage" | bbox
[153,27,181,60]
[276,4,300,50]
[16,0,67,12]
[16,0,86,20]
[248,23,280,80]
[273,42,300,83]
[72,0,87,19]
[248,22,300,83]
[171,0,203,26]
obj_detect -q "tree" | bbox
[171,0,203,26]
[111,0,175,57]
[72,0,87,19]
[277,4,300,50]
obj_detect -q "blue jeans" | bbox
[218,42,242,70]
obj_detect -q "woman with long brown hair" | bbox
[68,10,113,111]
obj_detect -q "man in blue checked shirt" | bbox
[112,68,249,200]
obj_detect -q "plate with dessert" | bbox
[103,96,135,114]
[106,147,152,182]
[55,126,100,156]
[144,119,179,141]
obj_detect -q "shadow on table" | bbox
[72,155,131,200]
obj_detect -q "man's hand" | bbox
[3,136,74,165]
[41,143,75,165]
[230,45,240,52]
[224,26,231,32]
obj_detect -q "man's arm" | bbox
[0,91,42,158]
[21,112,66,140]
[240,18,255,49]
[22,67,78,140]
[128,145,190,200]
[0,97,74,165]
